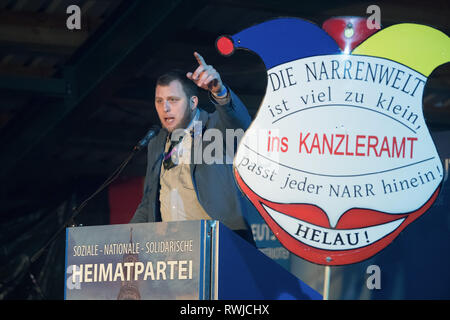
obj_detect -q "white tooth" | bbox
[262,203,405,251]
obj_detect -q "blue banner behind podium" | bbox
[212,222,321,299]
[64,220,321,300]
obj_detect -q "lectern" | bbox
[64,220,321,300]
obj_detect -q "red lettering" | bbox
[271,136,280,152]
[355,135,366,156]
[297,132,417,159]
[407,137,418,158]
[322,134,333,154]
[334,134,345,155]
[299,132,311,153]
[379,136,391,157]
[310,134,321,154]
[392,137,406,158]
[281,137,289,152]
[345,134,354,156]
[367,136,379,157]
[268,131,289,153]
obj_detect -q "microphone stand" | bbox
[27,126,159,297]
[31,147,138,263]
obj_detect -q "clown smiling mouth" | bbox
[234,168,440,265]
[261,203,405,251]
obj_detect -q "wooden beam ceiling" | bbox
[0,9,100,54]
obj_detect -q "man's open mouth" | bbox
[164,117,175,125]
[234,168,440,265]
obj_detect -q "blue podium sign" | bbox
[65,220,212,300]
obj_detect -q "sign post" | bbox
[323,265,331,300]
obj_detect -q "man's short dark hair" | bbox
[156,69,199,98]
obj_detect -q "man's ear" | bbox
[190,95,199,110]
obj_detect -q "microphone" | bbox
[135,125,160,150]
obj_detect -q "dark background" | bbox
[0,0,448,299]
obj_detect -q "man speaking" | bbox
[130,52,255,244]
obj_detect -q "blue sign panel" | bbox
[64,220,211,300]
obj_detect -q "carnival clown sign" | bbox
[216,17,449,265]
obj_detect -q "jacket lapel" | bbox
[190,109,209,184]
